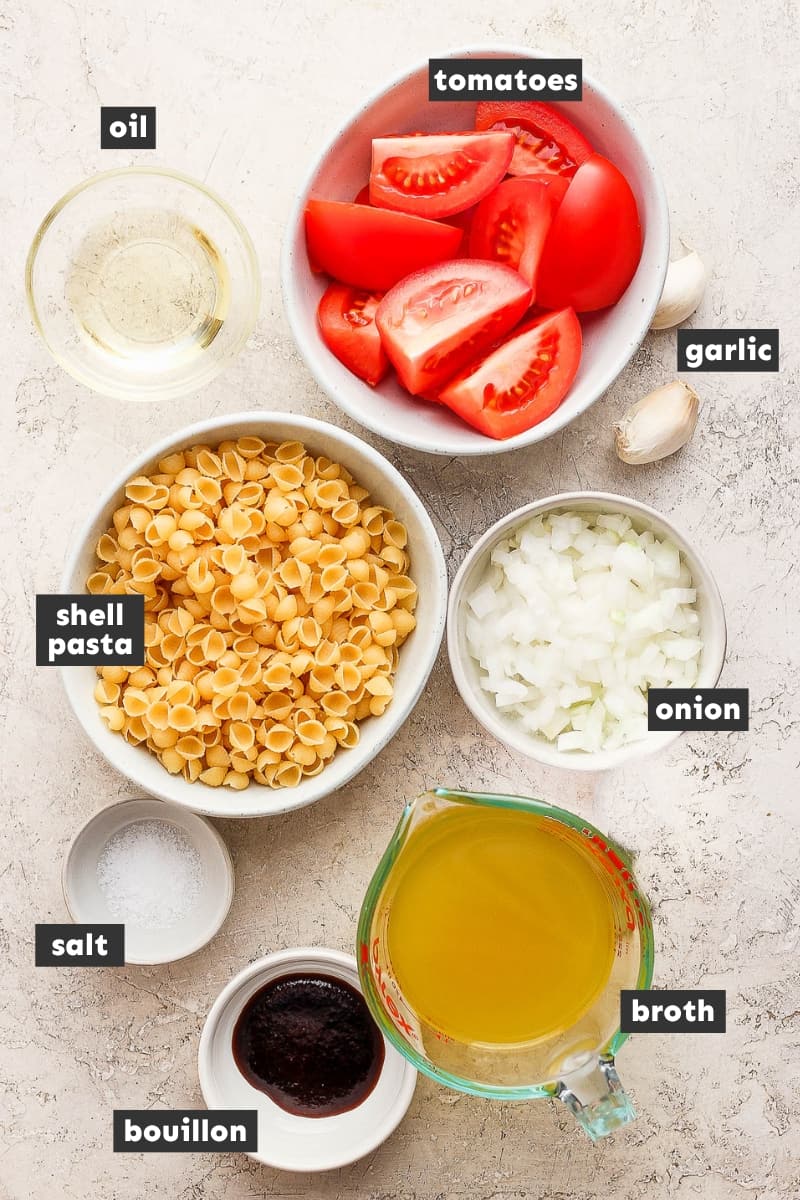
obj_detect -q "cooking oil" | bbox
[66,208,229,369]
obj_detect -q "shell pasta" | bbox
[89,438,418,790]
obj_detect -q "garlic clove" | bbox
[650,245,707,330]
[614,381,700,465]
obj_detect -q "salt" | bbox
[96,819,203,930]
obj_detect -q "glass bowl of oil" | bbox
[26,168,260,401]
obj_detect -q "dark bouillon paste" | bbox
[232,972,385,1117]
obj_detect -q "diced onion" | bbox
[464,510,703,753]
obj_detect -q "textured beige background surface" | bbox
[2,0,799,1196]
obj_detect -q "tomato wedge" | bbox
[442,203,477,239]
[369,132,514,218]
[475,101,593,178]
[317,283,389,387]
[536,154,642,311]
[375,260,531,396]
[469,178,568,291]
[438,308,582,439]
[304,200,462,292]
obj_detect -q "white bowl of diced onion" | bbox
[447,493,727,771]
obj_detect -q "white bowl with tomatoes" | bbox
[282,46,669,455]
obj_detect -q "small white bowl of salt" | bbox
[63,798,234,964]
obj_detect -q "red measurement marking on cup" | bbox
[370,937,418,1040]
[580,828,646,932]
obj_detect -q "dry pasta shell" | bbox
[288,741,317,767]
[392,609,417,638]
[320,691,350,718]
[339,722,360,749]
[319,733,338,759]
[352,581,380,610]
[168,704,196,732]
[226,721,253,752]
[86,571,112,594]
[221,545,247,575]
[230,576,261,604]
[297,719,326,747]
[206,744,230,769]
[301,757,327,777]
[222,449,246,480]
[125,477,157,503]
[263,724,294,754]
[347,558,370,584]
[332,499,360,526]
[96,533,119,563]
[366,675,393,698]
[270,462,305,491]
[112,504,133,533]
[199,765,227,787]
[236,482,265,508]
[94,679,120,705]
[146,700,171,730]
[318,542,347,568]
[121,689,149,718]
[237,436,266,459]
[261,693,293,721]
[223,770,250,790]
[275,441,305,463]
[99,705,125,732]
[158,451,186,475]
[176,735,205,760]
[184,758,204,782]
[150,727,180,749]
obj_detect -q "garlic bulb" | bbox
[651,246,706,330]
[614,381,700,464]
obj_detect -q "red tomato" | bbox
[469,178,567,292]
[317,283,389,387]
[438,308,582,439]
[442,203,477,239]
[535,154,642,311]
[369,132,514,218]
[353,184,371,205]
[304,200,462,292]
[375,260,531,396]
[536,174,571,210]
[475,101,593,178]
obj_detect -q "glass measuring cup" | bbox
[357,788,654,1140]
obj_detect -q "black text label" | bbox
[36,594,145,666]
[113,1110,257,1152]
[648,688,749,732]
[677,329,779,372]
[429,58,582,101]
[35,924,125,967]
[621,990,726,1033]
[101,107,156,149]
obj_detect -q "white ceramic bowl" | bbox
[198,947,417,1172]
[63,798,234,964]
[282,45,669,456]
[447,492,727,771]
[61,412,447,818]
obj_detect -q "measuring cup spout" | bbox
[554,1054,636,1141]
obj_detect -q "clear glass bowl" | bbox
[25,167,260,401]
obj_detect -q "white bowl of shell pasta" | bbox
[61,412,447,817]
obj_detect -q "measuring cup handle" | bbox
[555,1054,636,1141]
